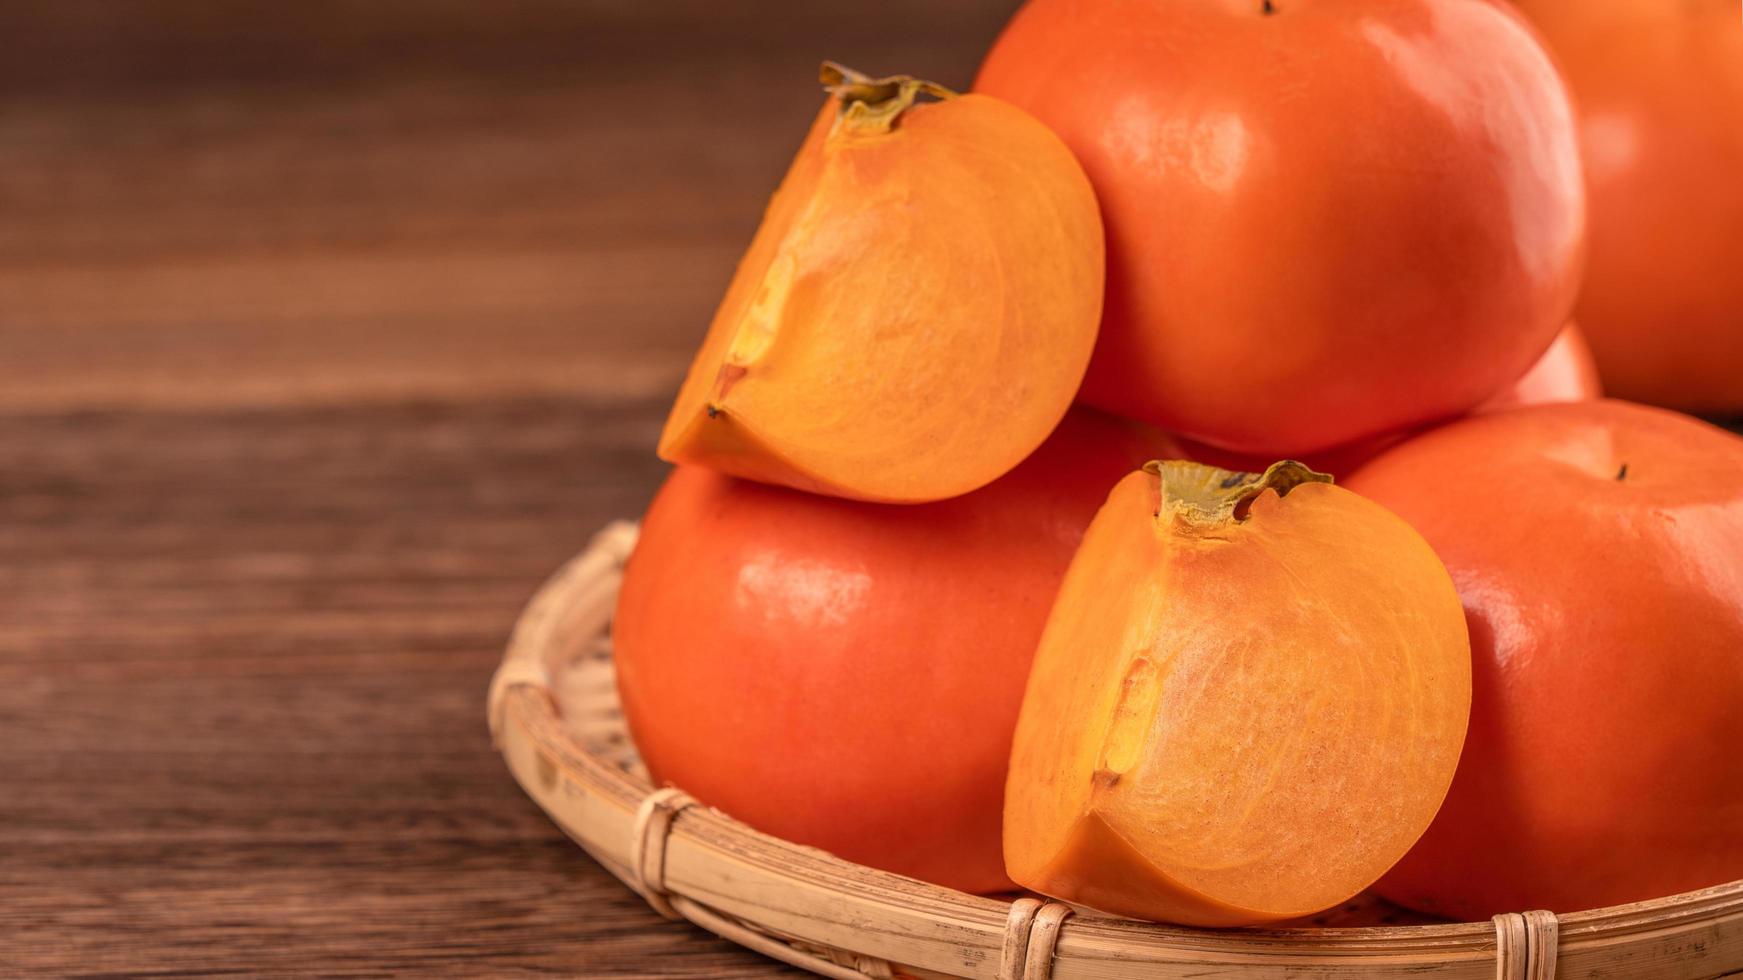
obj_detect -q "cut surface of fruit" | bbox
[1005,460,1471,926]
[658,63,1103,503]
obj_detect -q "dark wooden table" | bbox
[0,3,1016,975]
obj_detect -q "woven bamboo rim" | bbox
[489,522,1743,980]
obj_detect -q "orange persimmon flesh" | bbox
[658,64,1103,503]
[1005,461,1471,927]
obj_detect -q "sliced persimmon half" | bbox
[657,63,1103,503]
[1005,461,1471,926]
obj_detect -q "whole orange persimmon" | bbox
[614,409,1178,893]
[1347,400,1743,918]
[1509,0,1743,413]
[977,0,1586,455]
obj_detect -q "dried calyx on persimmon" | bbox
[658,63,1103,503]
[1005,460,1471,926]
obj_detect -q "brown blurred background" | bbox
[1,2,1016,975]
[0,1,1016,411]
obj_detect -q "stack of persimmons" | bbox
[611,0,1743,925]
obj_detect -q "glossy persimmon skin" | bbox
[1347,400,1743,918]
[977,0,1586,455]
[1510,0,1743,412]
[614,410,1178,894]
[1181,322,1602,479]
[1477,321,1601,412]
[1176,432,1397,485]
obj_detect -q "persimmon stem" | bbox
[1147,459,1330,526]
[820,61,957,135]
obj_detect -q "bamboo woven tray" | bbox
[488,522,1743,980]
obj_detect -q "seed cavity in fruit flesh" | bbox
[1098,655,1162,785]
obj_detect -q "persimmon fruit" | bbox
[977,0,1586,455]
[1477,321,1601,413]
[615,409,1179,893]
[658,63,1103,503]
[1347,400,1743,918]
[1509,0,1743,412]
[1174,432,1397,486]
[1177,322,1602,480]
[1005,460,1471,926]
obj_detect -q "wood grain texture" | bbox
[0,1,1016,975]
[0,398,796,977]
[0,0,1016,414]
